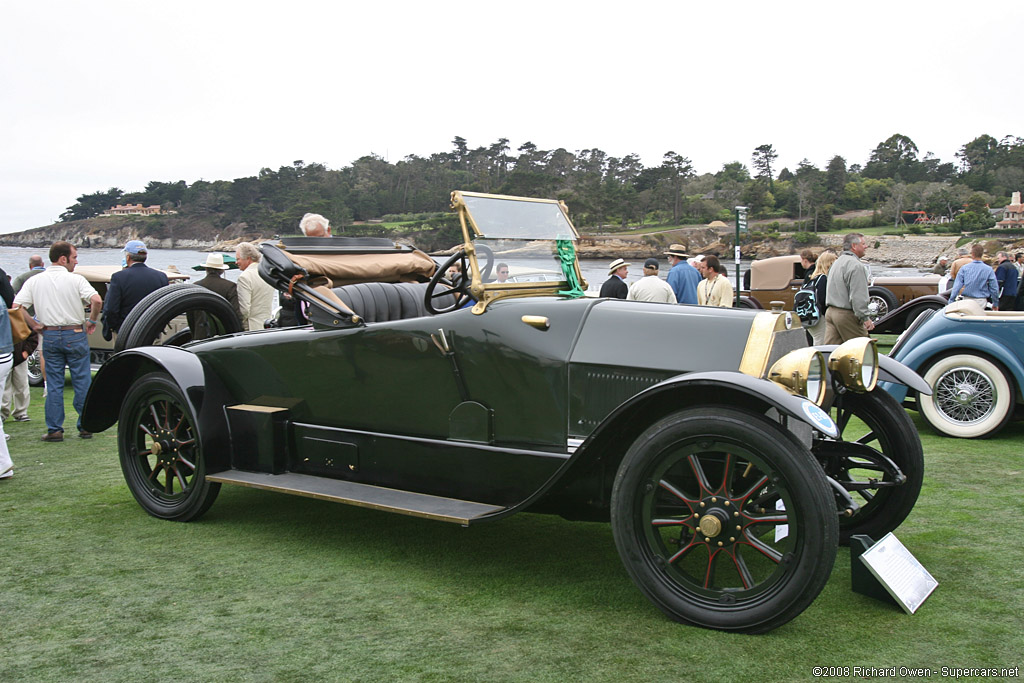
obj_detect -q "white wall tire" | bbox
[919,354,1014,439]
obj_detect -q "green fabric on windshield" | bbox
[556,240,585,298]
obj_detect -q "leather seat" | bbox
[331,282,455,322]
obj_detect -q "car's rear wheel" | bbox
[816,390,923,543]
[610,407,838,633]
[918,353,1014,438]
[118,372,220,521]
[26,349,44,387]
[114,285,243,352]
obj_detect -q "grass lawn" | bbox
[2,382,1022,682]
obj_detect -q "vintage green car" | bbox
[82,192,929,633]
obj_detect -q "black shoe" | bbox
[78,430,92,439]
[41,431,64,442]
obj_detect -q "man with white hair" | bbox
[235,242,276,331]
[825,232,874,343]
[299,213,331,237]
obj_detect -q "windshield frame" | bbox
[450,191,587,313]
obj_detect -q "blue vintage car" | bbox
[882,301,1024,438]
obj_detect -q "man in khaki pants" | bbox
[825,233,874,343]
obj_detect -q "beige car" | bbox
[741,254,942,321]
[26,265,190,385]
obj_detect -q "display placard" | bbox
[857,533,937,614]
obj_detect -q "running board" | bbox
[206,470,505,525]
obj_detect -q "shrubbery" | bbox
[791,231,820,245]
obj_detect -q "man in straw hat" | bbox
[193,253,240,319]
[599,258,630,299]
[664,244,700,304]
[627,258,675,303]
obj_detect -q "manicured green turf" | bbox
[2,383,1022,682]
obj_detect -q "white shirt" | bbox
[237,263,276,331]
[627,274,676,303]
[13,265,99,327]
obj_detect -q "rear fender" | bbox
[81,346,233,471]
[882,334,1024,402]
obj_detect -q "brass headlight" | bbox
[828,337,878,393]
[768,347,827,405]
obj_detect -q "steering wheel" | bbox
[474,243,495,281]
[425,249,471,315]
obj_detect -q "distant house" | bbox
[996,191,1024,229]
[101,203,163,216]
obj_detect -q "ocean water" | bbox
[0,245,931,294]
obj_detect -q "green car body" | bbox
[82,191,927,633]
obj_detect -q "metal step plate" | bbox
[207,470,504,525]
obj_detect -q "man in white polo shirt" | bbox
[13,241,101,442]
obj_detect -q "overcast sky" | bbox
[2,0,1021,234]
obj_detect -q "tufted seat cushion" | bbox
[331,281,456,323]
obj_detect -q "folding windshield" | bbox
[458,192,579,240]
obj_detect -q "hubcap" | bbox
[698,513,723,538]
[935,367,995,424]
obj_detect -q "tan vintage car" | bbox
[26,265,191,385]
[741,254,944,322]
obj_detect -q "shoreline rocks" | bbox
[3,219,1022,268]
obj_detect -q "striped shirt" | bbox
[951,260,999,308]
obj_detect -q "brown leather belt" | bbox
[42,325,84,331]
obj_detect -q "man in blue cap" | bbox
[103,240,169,334]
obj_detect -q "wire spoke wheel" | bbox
[935,367,996,424]
[919,353,1014,438]
[612,407,837,633]
[118,372,219,521]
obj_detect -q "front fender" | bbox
[570,370,838,474]
[872,295,947,334]
[516,370,838,520]
[883,333,1024,401]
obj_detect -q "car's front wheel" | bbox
[816,390,923,543]
[610,407,838,633]
[118,372,220,521]
[918,353,1015,438]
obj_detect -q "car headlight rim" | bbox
[767,348,827,405]
[827,337,878,393]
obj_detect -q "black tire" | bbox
[610,407,838,633]
[26,348,44,387]
[816,390,924,543]
[114,285,243,352]
[918,353,1015,439]
[118,372,220,521]
[867,286,898,321]
[737,296,761,309]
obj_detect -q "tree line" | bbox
[59,133,1024,235]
